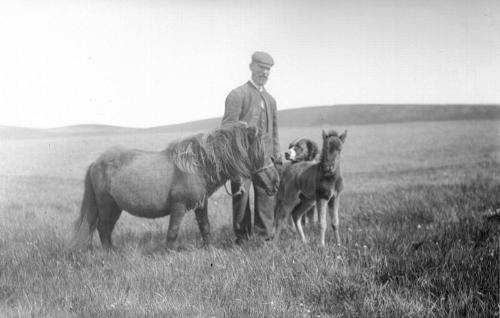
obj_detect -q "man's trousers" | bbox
[231,178,275,241]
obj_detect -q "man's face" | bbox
[250,62,271,86]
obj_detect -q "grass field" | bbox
[0,120,499,317]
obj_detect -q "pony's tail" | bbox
[69,166,99,250]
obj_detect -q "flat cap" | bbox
[251,51,274,67]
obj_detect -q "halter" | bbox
[252,161,275,174]
[222,161,275,196]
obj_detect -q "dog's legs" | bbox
[328,196,341,245]
[274,201,295,240]
[317,199,328,247]
[291,199,316,243]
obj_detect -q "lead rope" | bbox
[223,161,274,196]
[223,182,233,196]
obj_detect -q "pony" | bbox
[274,129,347,246]
[70,123,280,250]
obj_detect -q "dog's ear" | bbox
[307,140,319,160]
[288,138,297,149]
[339,130,347,143]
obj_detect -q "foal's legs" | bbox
[317,198,328,247]
[194,197,211,247]
[304,206,317,225]
[165,202,186,250]
[291,198,316,243]
[96,193,122,250]
[328,196,341,245]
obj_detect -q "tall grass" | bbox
[0,120,498,317]
[0,173,498,317]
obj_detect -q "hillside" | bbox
[0,126,45,139]
[278,104,500,127]
[0,124,135,139]
[46,124,134,134]
[1,104,499,138]
[144,104,500,133]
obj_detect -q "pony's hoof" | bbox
[201,241,212,249]
[165,241,179,252]
[235,237,248,246]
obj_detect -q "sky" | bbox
[0,0,499,128]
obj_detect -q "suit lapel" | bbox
[247,81,272,133]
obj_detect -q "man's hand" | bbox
[233,183,246,196]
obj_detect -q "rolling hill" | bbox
[147,104,500,133]
[1,104,499,139]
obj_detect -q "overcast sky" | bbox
[1,0,499,128]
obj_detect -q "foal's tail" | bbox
[69,166,99,250]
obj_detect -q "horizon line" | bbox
[2,103,499,130]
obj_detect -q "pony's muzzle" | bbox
[275,184,279,192]
[272,183,279,194]
[323,165,337,176]
[266,184,279,196]
[263,179,279,196]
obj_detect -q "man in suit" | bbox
[221,51,281,244]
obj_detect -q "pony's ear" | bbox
[339,130,347,143]
[322,129,327,139]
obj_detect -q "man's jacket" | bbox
[221,81,281,160]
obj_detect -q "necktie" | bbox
[259,87,265,109]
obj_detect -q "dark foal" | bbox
[274,129,346,246]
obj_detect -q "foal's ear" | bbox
[339,130,347,143]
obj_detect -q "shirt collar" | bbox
[249,79,264,92]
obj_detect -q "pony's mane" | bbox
[164,123,268,181]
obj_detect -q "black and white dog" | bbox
[278,137,319,225]
[285,137,319,163]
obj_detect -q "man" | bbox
[221,51,281,243]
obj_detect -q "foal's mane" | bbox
[164,124,267,180]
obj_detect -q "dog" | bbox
[274,129,347,246]
[285,137,319,163]
[281,137,319,225]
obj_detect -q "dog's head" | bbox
[284,138,319,163]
